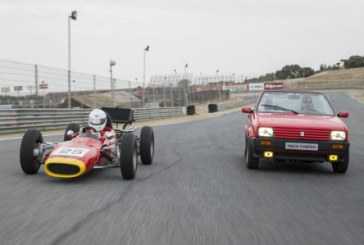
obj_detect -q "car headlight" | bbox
[330,131,346,141]
[258,127,274,137]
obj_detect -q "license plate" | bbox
[285,142,318,151]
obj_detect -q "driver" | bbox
[87,109,117,161]
[301,95,316,113]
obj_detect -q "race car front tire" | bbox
[120,133,137,180]
[64,123,80,141]
[20,129,43,174]
[332,148,349,174]
[140,126,154,165]
[244,138,259,169]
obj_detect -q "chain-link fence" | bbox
[0,59,146,108]
[0,59,233,109]
[145,83,228,108]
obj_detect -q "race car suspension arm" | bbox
[33,143,55,163]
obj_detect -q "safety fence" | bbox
[0,59,136,96]
[0,59,228,109]
[0,107,184,135]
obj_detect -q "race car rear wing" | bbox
[102,107,134,128]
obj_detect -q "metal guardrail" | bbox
[0,107,185,135]
[0,93,260,135]
[134,107,184,121]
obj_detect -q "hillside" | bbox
[284,67,364,90]
[305,67,364,82]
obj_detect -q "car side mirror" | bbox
[241,107,253,113]
[337,112,349,118]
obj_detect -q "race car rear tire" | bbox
[64,123,80,141]
[245,138,259,169]
[20,129,43,174]
[120,133,137,180]
[140,126,154,165]
[332,148,349,174]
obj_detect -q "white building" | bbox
[150,73,246,86]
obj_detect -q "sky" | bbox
[0,0,364,81]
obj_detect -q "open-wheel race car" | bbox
[242,90,350,173]
[19,107,154,180]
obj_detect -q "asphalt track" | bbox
[1,92,364,245]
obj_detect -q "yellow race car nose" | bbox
[44,157,86,178]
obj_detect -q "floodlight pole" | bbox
[142,45,150,106]
[184,64,189,106]
[216,69,222,101]
[67,10,77,108]
[109,60,116,107]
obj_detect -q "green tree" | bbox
[301,67,315,77]
[342,55,364,69]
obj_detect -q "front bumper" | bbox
[252,138,349,162]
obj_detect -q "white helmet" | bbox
[88,109,107,132]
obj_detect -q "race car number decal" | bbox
[52,147,89,157]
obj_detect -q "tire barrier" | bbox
[186,105,196,115]
[208,104,218,113]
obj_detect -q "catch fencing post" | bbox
[34,64,39,96]
[184,85,189,106]
[128,80,132,108]
[109,60,116,107]
[93,75,96,108]
[169,84,174,107]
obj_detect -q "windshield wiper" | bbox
[260,104,299,114]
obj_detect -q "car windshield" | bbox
[257,92,334,115]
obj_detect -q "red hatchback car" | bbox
[242,91,350,173]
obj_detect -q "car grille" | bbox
[273,127,330,141]
[47,163,80,175]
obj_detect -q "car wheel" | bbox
[140,126,154,165]
[245,137,259,169]
[20,129,43,174]
[332,148,349,174]
[64,123,80,141]
[120,133,137,180]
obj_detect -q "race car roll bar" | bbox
[101,107,135,129]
